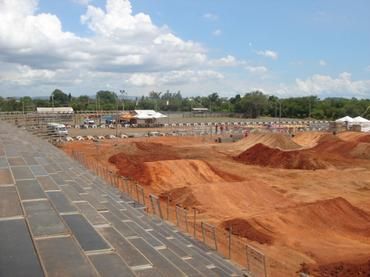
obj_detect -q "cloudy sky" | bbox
[0,0,369,98]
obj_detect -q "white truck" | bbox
[47,123,68,137]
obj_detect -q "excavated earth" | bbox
[62,132,370,276]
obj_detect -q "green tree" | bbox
[50,89,69,106]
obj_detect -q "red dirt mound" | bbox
[241,197,370,265]
[108,142,179,184]
[159,187,200,208]
[221,218,274,245]
[283,197,370,235]
[313,134,370,160]
[292,132,330,148]
[232,132,302,152]
[308,259,370,277]
[337,131,370,143]
[235,143,327,170]
[143,159,242,187]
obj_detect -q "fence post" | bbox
[166,195,170,220]
[228,225,232,259]
[175,204,180,226]
[184,208,189,233]
[192,207,197,238]
[201,222,205,243]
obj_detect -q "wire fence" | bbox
[68,149,292,277]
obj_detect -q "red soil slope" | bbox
[231,132,302,152]
[235,143,328,170]
[222,197,370,272]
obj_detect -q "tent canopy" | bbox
[37,107,74,114]
[134,110,167,119]
[335,116,353,122]
[353,116,369,123]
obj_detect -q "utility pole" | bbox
[116,90,126,137]
[279,101,282,125]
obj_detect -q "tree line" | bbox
[1,89,370,120]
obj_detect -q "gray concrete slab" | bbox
[104,202,130,221]
[0,219,44,277]
[43,164,59,174]
[16,179,47,201]
[134,268,163,277]
[0,186,23,218]
[62,214,110,252]
[0,168,14,185]
[67,180,85,193]
[88,253,135,277]
[99,227,151,268]
[129,237,184,276]
[75,202,108,226]
[11,166,34,180]
[101,212,137,238]
[211,267,230,277]
[30,165,48,176]
[8,157,26,166]
[50,174,66,185]
[158,248,203,277]
[0,157,9,167]
[60,184,82,202]
[35,236,98,277]
[36,176,59,191]
[23,200,68,237]
[4,147,19,157]
[46,191,77,213]
[125,221,164,248]
[80,193,107,211]
[22,155,38,165]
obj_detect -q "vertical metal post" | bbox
[141,188,145,206]
[193,208,197,238]
[184,208,189,233]
[228,225,232,259]
[201,222,205,243]
[166,195,170,220]
[175,205,180,226]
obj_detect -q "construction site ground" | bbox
[62,131,370,276]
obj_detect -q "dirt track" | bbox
[62,131,370,276]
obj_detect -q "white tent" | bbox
[37,107,74,114]
[353,116,369,123]
[335,116,353,122]
[134,110,167,120]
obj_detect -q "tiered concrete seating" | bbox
[0,122,246,277]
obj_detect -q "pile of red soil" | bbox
[307,260,370,277]
[232,132,302,151]
[313,134,370,160]
[221,218,274,245]
[283,197,370,234]
[159,187,200,208]
[235,143,327,170]
[108,142,179,185]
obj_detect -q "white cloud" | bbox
[203,13,218,21]
[319,60,327,66]
[72,0,92,5]
[126,70,224,87]
[127,73,156,87]
[296,72,370,97]
[209,55,243,67]
[212,29,222,36]
[245,66,268,74]
[256,49,278,60]
[366,65,370,72]
[0,0,209,88]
